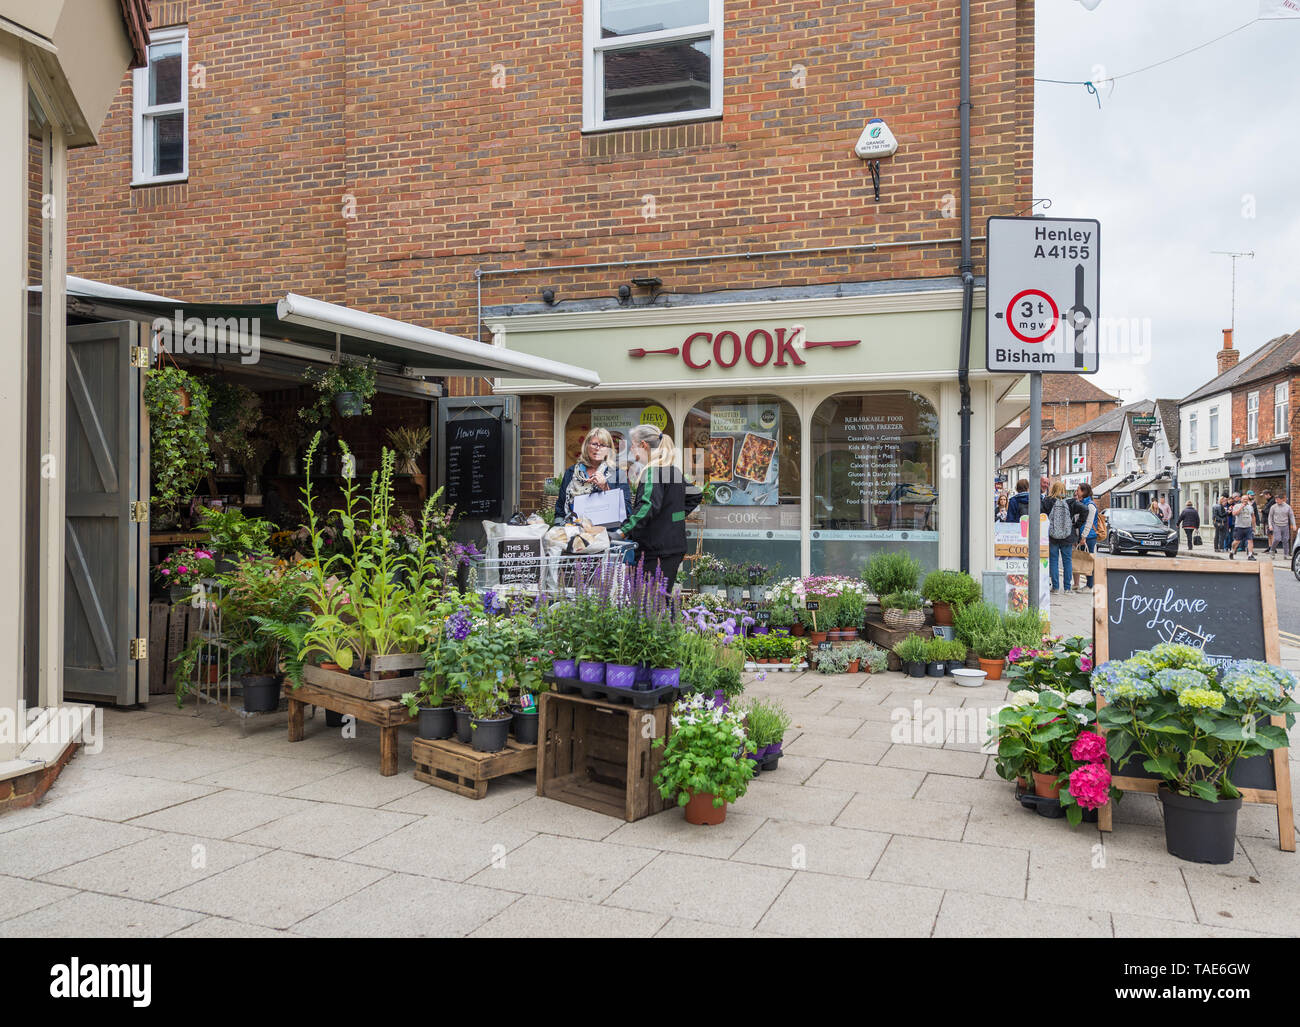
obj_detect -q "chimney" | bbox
[1217,328,1239,376]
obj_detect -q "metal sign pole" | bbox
[1028,372,1042,611]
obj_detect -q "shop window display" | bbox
[809,390,939,576]
[682,395,800,579]
[563,398,674,480]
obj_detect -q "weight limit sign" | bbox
[986,216,1100,374]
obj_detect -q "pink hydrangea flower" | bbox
[176,565,189,575]
[1070,730,1107,764]
[1079,656,1093,672]
[1068,762,1111,810]
[160,568,170,576]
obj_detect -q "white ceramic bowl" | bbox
[951,668,988,687]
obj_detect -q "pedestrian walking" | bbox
[1176,500,1200,551]
[1212,495,1228,552]
[1157,496,1172,524]
[1046,481,1077,593]
[1268,494,1295,559]
[1074,483,1099,592]
[1228,492,1258,561]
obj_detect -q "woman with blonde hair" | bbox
[616,424,700,589]
[554,426,631,525]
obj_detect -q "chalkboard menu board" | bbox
[444,417,503,519]
[1095,557,1282,796]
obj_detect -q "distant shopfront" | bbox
[490,283,1006,579]
[1179,457,1230,523]
[1229,445,1289,501]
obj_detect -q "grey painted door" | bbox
[64,321,148,705]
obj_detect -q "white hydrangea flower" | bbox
[1008,689,1038,707]
[1065,689,1093,706]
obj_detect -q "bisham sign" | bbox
[629,326,860,371]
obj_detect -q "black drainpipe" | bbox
[957,0,975,574]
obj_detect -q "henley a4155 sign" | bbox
[629,327,860,371]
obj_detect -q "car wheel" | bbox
[1292,548,1300,582]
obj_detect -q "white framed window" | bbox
[1080,441,1087,471]
[583,0,723,132]
[1188,412,1198,454]
[1209,406,1219,449]
[1275,381,1288,437]
[1247,391,1259,443]
[132,26,188,185]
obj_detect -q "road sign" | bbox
[986,216,1100,374]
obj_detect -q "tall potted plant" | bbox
[654,692,756,825]
[1093,647,1298,864]
[920,569,982,626]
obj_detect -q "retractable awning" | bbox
[63,279,600,387]
[1112,469,1169,495]
[1090,473,1128,497]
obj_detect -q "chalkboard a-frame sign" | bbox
[1092,555,1294,852]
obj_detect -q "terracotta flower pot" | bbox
[977,657,1004,680]
[684,791,727,826]
[1032,771,1061,799]
[932,600,954,626]
[847,659,860,673]
[809,631,829,644]
[320,662,343,672]
[791,623,805,637]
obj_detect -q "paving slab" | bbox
[38,833,268,901]
[606,851,791,928]
[282,765,428,808]
[1027,853,1196,921]
[1110,912,1278,938]
[803,760,924,799]
[482,795,625,841]
[757,871,941,937]
[784,731,888,765]
[914,773,1014,809]
[229,803,418,859]
[1101,822,1249,868]
[293,871,516,937]
[342,814,536,882]
[783,713,864,738]
[129,789,318,839]
[471,894,666,938]
[380,775,535,822]
[653,916,787,938]
[934,891,1112,937]
[157,849,391,930]
[40,776,218,823]
[466,834,658,903]
[0,889,202,938]
[872,834,1029,899]
[603,808,765,859]
[0,874,79,923]
[0,815,158,878]
[962,803,1100,858]
[0,804,61,835]
[731,819,889,878]
[169,916,293,938]
[189,754,350,795]
[110,746,267,782]
[766,754,823,783]
[835,792,971,841]
[1181,864,1300,936]
[740,778,853,825]
[877,743,989,778]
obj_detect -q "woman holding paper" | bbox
[554,428,632,525]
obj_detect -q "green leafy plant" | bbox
[197,507,272,558]
[1002,608,1049,651]
[721,560,747,589]
[693,553,726,587]
[767,603,796,628]
[155,546,216,594]
[812,645,852,674]
[953,600,1003,650]
[144,366,214,524]
[740,698,791,749]
[301,358,378,424]
[835,589,866,629]
[1006,635,1093,693]
[206,379,263,473]
[654,693,756,808]
[893,635,927,664]
[973,625,1011,661]
[845,641,889,672]
[879,590,923,612]
[921,569,982,607]
[862,550,922,597]
[1093,646,1299,802]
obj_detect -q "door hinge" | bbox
[129,638,147,660]
[130,346,150,369]
[129,501,149,523]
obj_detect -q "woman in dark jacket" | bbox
[615,425,700,590]
[553,427,632,525]
[1176,501,1200,550]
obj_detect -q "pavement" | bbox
[1,587,1297,938]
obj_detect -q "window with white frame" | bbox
[1080,441,1087,470]
[1188,411,1198,453]
[132,26,188,184]
[1209,406,1219,449]
[1248,391,1259,443]
[583,0,722,132]
[1275,381,1288,436]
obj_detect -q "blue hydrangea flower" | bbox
[1153,668,1210,696]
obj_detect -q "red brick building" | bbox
[66,0,1035,578]
[1224,329,1300,503]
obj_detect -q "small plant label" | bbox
[519,694,535,709]
[818,641,833,651]
[756,610,771,623]
[805,600,820,611]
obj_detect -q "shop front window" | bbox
[809,390,939,577]
[563,398,674,482]
[682,395,800,580]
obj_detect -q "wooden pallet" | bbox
[301,659,419,701]
[286,679,411,776]
[411,735,537,799]
[537,692,671,822]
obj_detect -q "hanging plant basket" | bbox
[334,391,365,417]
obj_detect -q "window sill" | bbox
[582,111,722,135]
[132,175,189,188]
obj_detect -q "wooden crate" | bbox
[537,692,671,822]
[286,679,411,776]
[301,662,416,701]
[411,735,537,799]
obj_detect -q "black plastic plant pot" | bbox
[926,661,945,677]
[334,391,364,416]
[470,715,511,753]
[240,674,279,713]
[511,708,539,745]
[418,705,454,740]
[454,708,472,744]
[1158,787,1241,864]
[906,661,926,678]
[325,709,347,728]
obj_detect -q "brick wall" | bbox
[0,744,80,815]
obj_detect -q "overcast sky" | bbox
[1034,0,1300,404]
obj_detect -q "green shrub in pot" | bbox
[952,600,1003,649]
[861,550,922,597]
[768,603,796,629]
[921,569,982,609]
[973,626,1011,662]
[879,590,923,612]
[812,645,852,674]
[893,635,927,666]
[836,589,866,630]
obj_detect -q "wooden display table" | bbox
[537,691,672,823]
[286,679,410,776]
[411,735,537,799]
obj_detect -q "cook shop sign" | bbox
[629,325,860,371]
